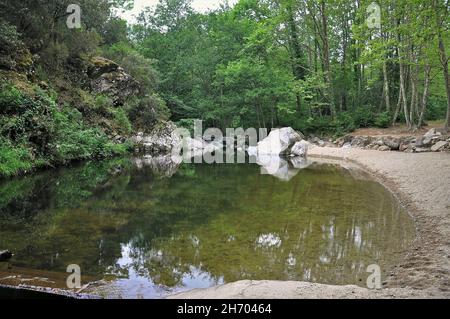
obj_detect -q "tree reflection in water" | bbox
[0,156,414,298]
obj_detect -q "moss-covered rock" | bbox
[88,56,140,106]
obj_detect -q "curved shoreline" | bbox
[168,147,450,299]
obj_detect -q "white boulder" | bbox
[256,127,304,156]
[290,141,309,157]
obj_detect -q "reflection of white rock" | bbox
[257,155,300,181]
[289,157,311,170]
[257,127,303,155]
[287,253,297,267]
[133,155,182,178]
[190,235,200,247]
[256,233,282,248]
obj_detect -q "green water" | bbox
[0,157,414,298]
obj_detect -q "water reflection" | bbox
[0,157,414,298]
[255,155,311,181]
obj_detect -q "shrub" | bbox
[0,84,56,152]
[50,107,128,163]
[112,108,132,135]
[374,112,391,128]
[352,107,375,128]
[0,139,33,177]
[176,118,198,134]
[0,84,132,177]
[127,94,170,129]
[94,94,113,114]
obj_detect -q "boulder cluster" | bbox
[309,128,450,153]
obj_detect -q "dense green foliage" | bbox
[0,84,130,177]
[0,0,166,177]
[0,0,449,177]
[131,0,449,133]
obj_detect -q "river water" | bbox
[0,156,415,298]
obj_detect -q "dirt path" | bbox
[168,147,450,299]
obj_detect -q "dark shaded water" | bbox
[0,156,414,298]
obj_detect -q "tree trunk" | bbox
[433,0,450,131]
[438,35,450,131]
[319,0,336,118]
[418,65,431,128]
[383,62,391,112]
[399,62,410,128]
[392,89,402,125]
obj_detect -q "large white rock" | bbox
[257,127,303,155]
[247,146,258,157]
[290,141,309,157]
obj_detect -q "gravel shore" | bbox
[169,147,450,299]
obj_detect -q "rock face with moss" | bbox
[132,122,181,154]
[0,53,141,177]
[88,57,140,106]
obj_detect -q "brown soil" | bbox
[352,121,447,137]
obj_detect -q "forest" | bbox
[0,0,449,176]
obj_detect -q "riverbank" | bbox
[168,146,450,299]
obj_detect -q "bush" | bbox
[0,139,33,177]
[0,20,23,54]
[127,94,170,130]
[176,118,198,134]
[374,112,391,128]
[352,107,375,128]
[50,107,128,163]
[40,41,69,70]
[0,84,132,176]
[94,94,113,114]
[425,97,447,121]
[0,85,56,152]
[112,108,132,135]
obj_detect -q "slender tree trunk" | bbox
[409,65,417,129]
[418,65,431,128]
[286,3,306,114]
[399,62,410,128]
[392,89,402,125]
[438,35,450,131]
[383,62,391,112]
[319,0,335,118]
